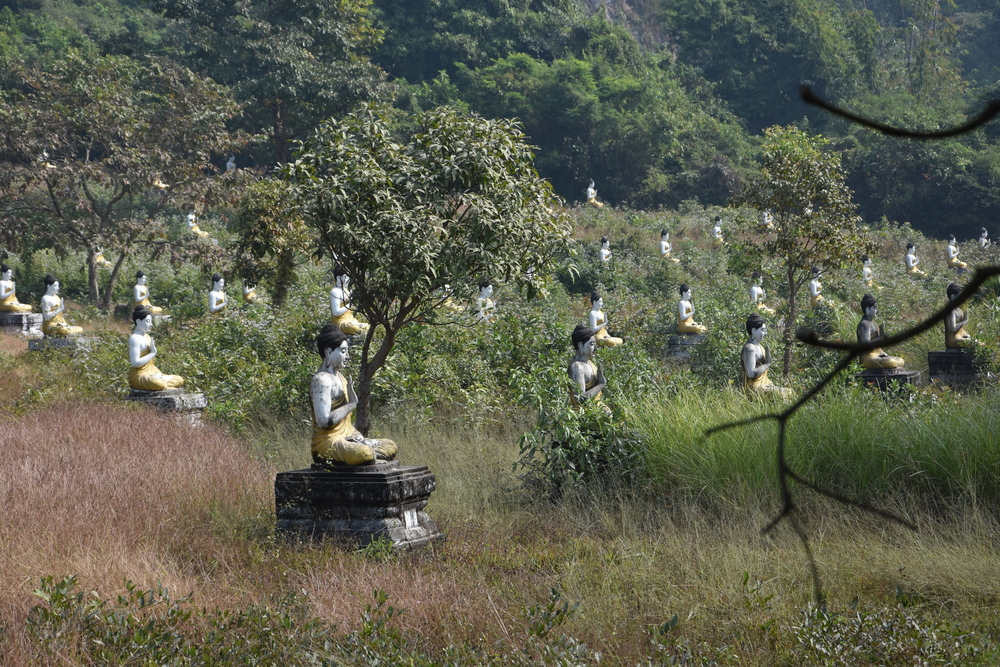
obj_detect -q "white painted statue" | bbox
[905,242,924,275]
[944,281,974,348]
[477,279,495,322]
[599,236,611,262]
[330,265,369,335]
[809,267,824,309]
[742,313,791,398]
[586,179,603,209]
[761,209,774,230]
[660,230,680,263]
[712,216,723,248]
[187,211,209,238]
[589,291,623,347]
[568,323,609,413]
[40,274,83,337]
[946,234,968,271]
[310,324,397,466]
[857,293,904,369]
[133,271,163,314]
[750,271,775,315]
[677,283,707,334]
[862,255,874,287]
[0,263,32,312]
[979,227,990,251]
[243,283,257,303]
[128,305,183,391]
[95,248,111,267]
[208,273,227,314]
[226,155,236,172]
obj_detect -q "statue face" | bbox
[142,314,153,329]
[137,275,146,285]
[325,340,349,369]
[752,324,766,342]
[52,280,60,294]
[602,240,609,249]
[682,289,691,301]
[2,269,11,280]
[482,284,493,298]
[593,298,603,310]
[865,305,877,319]
[577,335,597,359]
[214,278,225,290]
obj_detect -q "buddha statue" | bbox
[208,273,227,314]
[946,234,968,271]
[712,216,724,248]
[242,283,257,303]
[660,230,680,263]
[585,179,604,209]
[857,293,905,369]
[588,291,624,347]
[979,227,990,251]
[861,255,874,288]
[944,282,974,348]
[809,267,824,309]
[95,248,111,267]
[330,265,369,335]
[760,209,775,230]
[477,279,496,322]
[310,323,397,467]
[568,323,609,413]
[127,305,184,391]
[599,236,612,262]
[742,313,791,398]
[226,155,236,172]
[187,211,209,238]
[39,274,83,337]
[677,284,708,334]
[0,264,33,312]
[133,271,163,314]
[905,242,924,275]
[750,272,775,315]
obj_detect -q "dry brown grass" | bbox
[0,333,28,357]
[2,401,1000,664]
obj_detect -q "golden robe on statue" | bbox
[0,292,32,312]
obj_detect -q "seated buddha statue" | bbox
[39,274,83,337]
[0,264,32,312]
[208,273,227,314]
[861,255,875,288]
[589,291,623,347]
[187,211,209,238]
[95,248,112,267]
[599,237,612,262]
[809,267,825,309]
[979,227,990,251]
[750,271,775,315]
[677,284,708,334]
[944,282,974,348]
[133,271,163,314]
[905,242,924,275]
[310,324,397,467]
[760,209,775,230]
[127,306,184,391]
[946,234,968,271]
[585,180,604,209]
[568,323,609,413]
[477,279,496,322]
[742,313,791,398]
[856,294,904,369]
[242,283,257,303]
[712,216,724,248]
[330,265,369,335]
[660,230,680,263]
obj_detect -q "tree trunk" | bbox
[101,247,129,310]
[86,248,100,305]
[356,363,373,436]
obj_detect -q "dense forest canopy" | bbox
[1,0,999,241]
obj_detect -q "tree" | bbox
[0,53,245,307]
[734,126,872,376]
[278,104,572,433]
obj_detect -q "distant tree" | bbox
[0,53,244,307]
[735,125,873,376]
[278,104,572,433]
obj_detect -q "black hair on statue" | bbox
[746,312,766,335]
[714,215,721,222]
[982,227,988,234]
[948,234,956,242]
[812,266,821,275]
[317,323,348,358]
[861,255,869,263]
[861,293,877,312]
[947,282,962,299]
[600,236,608,244]
[135,270,144,280]
[333,264,346,278]
[679,283,690,296]
[478,278,492,290]
[907,242,915,250]
[211,273,223,284]
[751,271,761,280]
[0,263,10,274]
[132,305,150,324]
[590,291,600,304]
[572,323,595,350]
[43,273,56,286]
[661,229,668,237]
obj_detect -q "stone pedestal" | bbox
[125,388,207,424]
[275,462,443,551]
[928,349,980,389]
[667,334,704,361]
[29,337,77,351]
[0,312,42,338]
[857,368,921,392]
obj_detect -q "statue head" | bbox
[478,279,493,297]
[1,263,11,280]
[600,236,609,248]
[679,283,691,300]
[333,264,349,288]
[43,273,58,293]
[948,234,957,243]
[135,270,145,285]
[714,215,721,223]
[661,229,668,239]
[861,293,877,318]
[590,291,602,310]
[211,273,224,289]
[811,266,821,278]
[862,255,870,265]
[317,323,349,368]
[982,227,988,237]
[746,312,767,340]
[946,281,962,301]
[132,305,152,329]
[751,271,761,285]
[906,242,915,251]
[572,323,597,358]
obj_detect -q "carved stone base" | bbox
[666,334,705,361]
[0,312,42,338]
[124,388,207,425]
[275,462,444,551]
[928,349,981,389]
[857,368,921,392]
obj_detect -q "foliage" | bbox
[280,103,573,432]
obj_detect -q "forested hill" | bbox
[2,0,999,239]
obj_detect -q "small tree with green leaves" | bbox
[735,125,872,376]
[280,104,572,433]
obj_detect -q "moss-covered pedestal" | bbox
[0,312,42,338]
[666,334,704,361]
[857,368,921,393]
[275,462,443,551]
[125,388,207,425]
[928,349,980,389]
